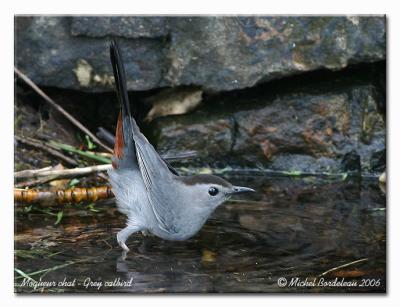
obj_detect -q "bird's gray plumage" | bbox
[108,40,254,251]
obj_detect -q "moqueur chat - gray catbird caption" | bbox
[108,40,255,252]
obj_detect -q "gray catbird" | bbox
[108,40,255,252]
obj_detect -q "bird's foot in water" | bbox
[141,229,150,237]
[116,240,129,261]
[117,225,140,252]
[118,240,130,252]
[118,242,129,252]
[120,250,128,261]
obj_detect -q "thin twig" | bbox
[102,239,113,250]
[86,151,113,158]
[96,172,109,181]
[15,164,112,179]
[14,67,113,153]
[319,258,369,277]
[15,166,54,181]
[15,176,59,189]
[15,258,95,280]
[97,127,115,146]
[15,135,78,166]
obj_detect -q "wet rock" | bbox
[153,114,235,166]
[15,17,166,91]
[370,149,386,172]
[70,16,167,38]
[270,154,338,174]
[15,16,385,92]
[154,80,385,173]
[341,150,361,174]
[166,16,385,91]
[233,85,384,172]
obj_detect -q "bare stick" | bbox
[15,164,112,179]
[319,258,368,277]
[15,176,59,189]
[14,67,113,153]
[97,127,115,147]
[15,135,78,166]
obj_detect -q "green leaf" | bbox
[36,208,56,216]
[49,141,111,164]
[55,211,63,225]
[87,203,99,212]
[14,268,36,282]
[23,205,32,213]
[85,135,96,150]
[282,170,302,176]
[68,178,80,188]
[15,250,38,259]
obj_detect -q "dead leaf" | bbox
[202,249,216,263]
[145,87,203,122]
[73,59,93,87]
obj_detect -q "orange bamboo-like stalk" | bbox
[14,186,114,204]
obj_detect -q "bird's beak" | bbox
[230,186,256,194]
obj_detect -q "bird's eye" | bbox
[208,187,219,196]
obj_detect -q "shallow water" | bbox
[14,175,386,293]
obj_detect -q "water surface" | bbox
[14,175,386,293]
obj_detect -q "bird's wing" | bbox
[134,137,183,233]
[110,40,180,233]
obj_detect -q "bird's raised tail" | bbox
[109,39,138,169]
[109,39,179,175]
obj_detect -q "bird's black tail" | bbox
[110,39,137,167]
[110,39,134,132]
[109,39,179,175]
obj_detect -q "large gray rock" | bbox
[15,17,166,91]
[15,16,385,92]
[232,85,385,172]
[153,76,385,173]
[70,17,167,38]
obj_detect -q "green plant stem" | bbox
[49,141,111,164]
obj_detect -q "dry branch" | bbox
[15,164,112,179]
[15,135,78,166]
[15,176,60,189]
[319,258,369,277]
[14,67,113,153]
